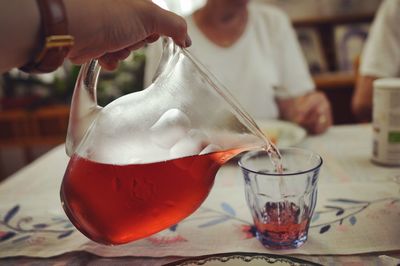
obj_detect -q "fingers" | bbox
[68,46,105,65]
[71,38,154,71]
[97,33,163,70]
[146,33,160,44]
[292,93,321,125]
[98,48,131,71]
[69,47,129,70]
[306,104,332,134]
[309,95,332,134]
[149,6,191,48]
[293,92,332,135]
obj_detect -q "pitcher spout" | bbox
[66,60,102,156]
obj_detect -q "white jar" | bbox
[372,78,400,166]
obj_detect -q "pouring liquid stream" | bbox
[247,120,289,226]
[238,114,285,192]
[252,126,290,227]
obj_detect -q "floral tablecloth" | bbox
[0,124,399,264]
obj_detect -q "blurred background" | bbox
[0,0,382,181]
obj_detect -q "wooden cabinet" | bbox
[0,105,69,161]
[0,105,70,180]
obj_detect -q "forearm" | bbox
[0,1,41,73]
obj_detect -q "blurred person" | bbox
[145,0,332,134]
[352,0,400,122]
[0,0,191,74]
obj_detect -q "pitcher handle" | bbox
[82,59,101,105]
[151,37,180,83]
[65,59,102,156]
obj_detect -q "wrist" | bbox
[19,0,74,73]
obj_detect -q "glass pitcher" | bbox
[60,38,273,245]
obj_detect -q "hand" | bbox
[278,92,333,134]
[65,0,191,70]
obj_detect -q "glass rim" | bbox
[238,147,323,176]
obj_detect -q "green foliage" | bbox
[1,49,146,109]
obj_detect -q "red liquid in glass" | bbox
[254,202,309,247]
[60,149,242,245]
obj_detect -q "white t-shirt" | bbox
[360,0,400,77]
[145,2,314,120]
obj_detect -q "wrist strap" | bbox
[19,0,74,73]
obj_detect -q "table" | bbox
[0,124,399,265]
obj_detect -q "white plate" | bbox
[256,119,307,147]
[164,252,320,266]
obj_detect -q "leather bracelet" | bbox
[19,0,74,74]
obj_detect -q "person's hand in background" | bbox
[278,92,333,134]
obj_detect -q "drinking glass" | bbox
[238,148,322,249]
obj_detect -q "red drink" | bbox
[254,201,309,249]
[61,149,241,245]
